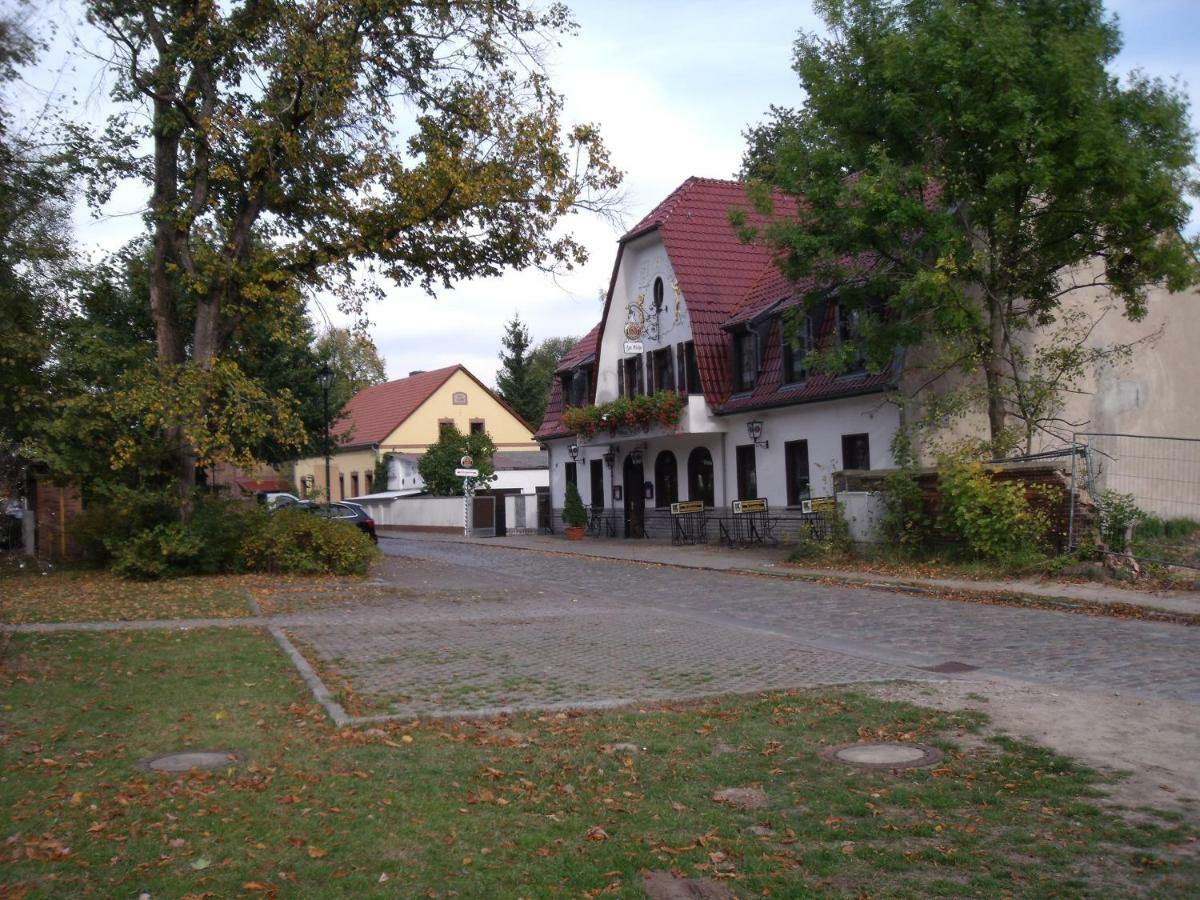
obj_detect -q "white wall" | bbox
[492,468,547,493]
[503,493,539,532]
[386,456,424,491]
[596,233,694,404]
[719,395,900,506]
[357,496,463,529]
[546,394,900,512]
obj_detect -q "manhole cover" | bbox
[822,742,943,770]
[137,750,245,772]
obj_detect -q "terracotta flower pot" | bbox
[564,526,585,541]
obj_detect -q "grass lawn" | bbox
[2,628,1196,898]
[0,571,256,624]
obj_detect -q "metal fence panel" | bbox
[1073,432,1200,569]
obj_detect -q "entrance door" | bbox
[623,454,645,538]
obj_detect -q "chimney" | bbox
[408,370,425,377]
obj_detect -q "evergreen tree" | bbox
[495,315,542,425]
[527,334,580,426]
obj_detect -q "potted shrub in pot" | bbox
[562,482,587,540]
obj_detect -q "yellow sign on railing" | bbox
[732,498,768,514]
[671,500,705,515]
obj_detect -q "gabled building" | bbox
[295,364,543,501]
[536,177,902,537]
[536,176,1200,537]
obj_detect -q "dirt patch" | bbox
[865,678,1200,821]
[711,787,767,810]
[641,870,736,899]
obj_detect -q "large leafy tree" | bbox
[0,14,74,486]
[35,244,324,488]
[315,327,387,413]
[418,425,496,497]
[495,314,540,425]
[738,0,1198,454]
[80,0,621,505]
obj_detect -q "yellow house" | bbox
[293,364,537,501]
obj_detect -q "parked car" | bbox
[257,491,301,509]
[279,500,378,543]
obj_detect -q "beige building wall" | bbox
[292,369,538,497]
[379,369,536,454]
[293,448,378,501]
[897,267,1200,461]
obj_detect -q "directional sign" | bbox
[455,467,480,477]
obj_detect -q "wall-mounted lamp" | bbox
[568,444,579,461]
[629,448,643,466]
[746,419,769,449]
[602,448,616,470]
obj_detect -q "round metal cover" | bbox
[137,749,245,772]
[822,742,943,770]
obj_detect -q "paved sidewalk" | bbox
[378,530,1200,617]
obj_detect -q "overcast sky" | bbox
[16,0,1200,387]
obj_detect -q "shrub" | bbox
[111,521,207,580]
[786,506,853,562]
[937,456,1049,561]
[562,482,588,528]
[1097,490,1144,552]
[74,485,178,565]
[240,508,378,575]
[878,466,931,550]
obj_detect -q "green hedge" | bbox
[82,494,377,580]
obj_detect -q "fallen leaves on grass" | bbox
[0,571,256,624]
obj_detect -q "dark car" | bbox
[285,500,378,543]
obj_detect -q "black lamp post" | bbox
[318,363,333,503]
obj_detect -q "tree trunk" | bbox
[148,91,199,516]
[983,293,1008,455]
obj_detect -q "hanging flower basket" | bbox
[562,391,684,439]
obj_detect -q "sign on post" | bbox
[455,467,480,477]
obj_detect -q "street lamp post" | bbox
[318,363,333,503]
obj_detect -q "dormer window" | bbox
[561,365,592,407]
[731,329,757,393]
[835,306,868,373]
[782,310,816,384]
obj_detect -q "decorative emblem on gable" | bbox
[452,391,468,405]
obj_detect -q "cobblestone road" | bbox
[281,536,1200,717]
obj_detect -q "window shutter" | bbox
[636,355,645,395]
[644,352,654,394]
[618,359,624,398]
[677,343,687,395]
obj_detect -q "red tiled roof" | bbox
[555,322,602,374]
[331,365,460,448]
[717,317,894,415]
[234,478,292,494]
[623,177,798,406]
[534,324,601,441]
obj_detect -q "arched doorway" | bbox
[687,447,715,507]
[623,452,645,538]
